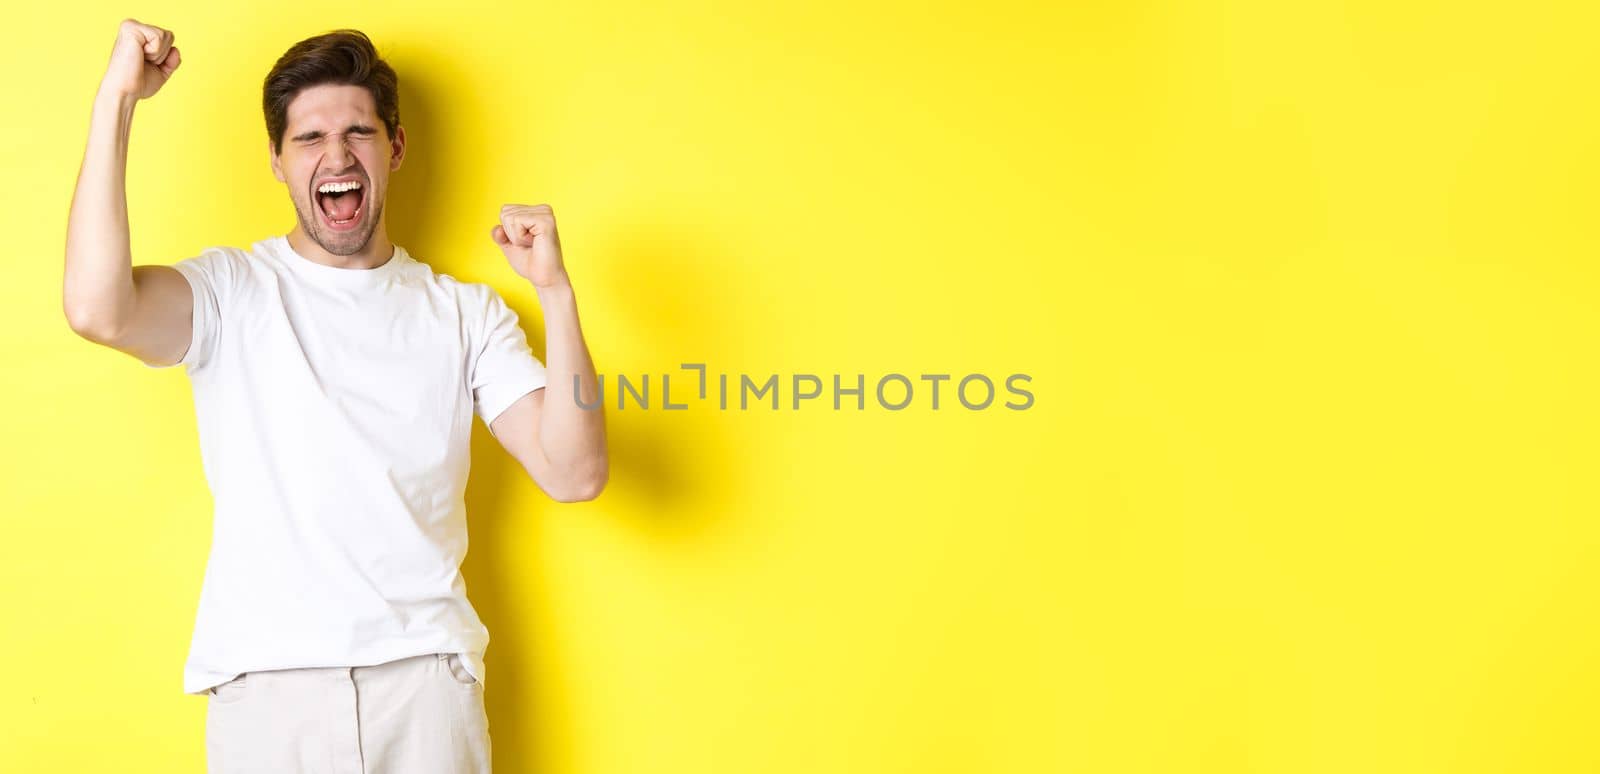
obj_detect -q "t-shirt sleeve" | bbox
[142,247,235,373]
[469,284,548,430]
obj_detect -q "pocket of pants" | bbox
[441,653,481,688]
[208,672,249,704]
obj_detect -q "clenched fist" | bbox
[491,203,568,288]
[100,19,180,101]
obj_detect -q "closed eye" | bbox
[291,125,380,146]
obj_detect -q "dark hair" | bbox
[262,29,400,155]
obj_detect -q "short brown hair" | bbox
[263,29,400,155]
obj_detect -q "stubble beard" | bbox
[294,191,383,257]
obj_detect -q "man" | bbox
[62,20,608,773]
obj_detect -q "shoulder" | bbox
[391,247,519,322]
[176,244,250,269]
[418,264,508,315]
[170,244,260,292]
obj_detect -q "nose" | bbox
[320,130,358,169]
[324,134,352,168]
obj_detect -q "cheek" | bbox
[359,146,388,169]
[291,165,319,194]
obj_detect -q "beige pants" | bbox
[204,652,492,773]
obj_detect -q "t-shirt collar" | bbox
[270,234,408,287]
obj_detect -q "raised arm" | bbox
[488,204,609,502]
[62,19,192,366]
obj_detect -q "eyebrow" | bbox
[290,123,379,142]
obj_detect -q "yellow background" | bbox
[3,1,1597,772]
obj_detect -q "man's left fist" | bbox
[491,203,567,288]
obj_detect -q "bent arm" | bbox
[491,280,608,502]
[62,89,193,366]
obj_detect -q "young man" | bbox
[62,20,608,772]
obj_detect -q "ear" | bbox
[269,139,285,183]
[389,124,406,172]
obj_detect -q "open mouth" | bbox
[315,179,366,231]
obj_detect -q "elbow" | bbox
[549,458,609,503]
[64,301,120,344]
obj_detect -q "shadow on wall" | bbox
[382,67,755,771]
[460,224,752,771]
[383,62,446,260]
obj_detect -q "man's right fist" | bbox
[100,19,180,101]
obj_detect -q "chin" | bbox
[297,199,378,256]
[319,232,372,256]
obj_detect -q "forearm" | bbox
[63,89,139,339]
[534,276,608,492]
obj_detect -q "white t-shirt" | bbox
[145,234,547,696]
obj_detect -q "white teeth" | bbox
[317,180,363,194]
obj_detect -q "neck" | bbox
[285,223,395,269]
